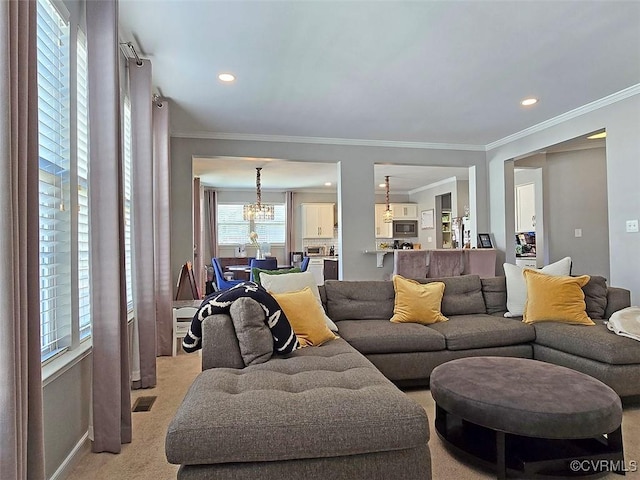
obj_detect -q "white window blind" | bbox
[217,204,286,245]
[37,0,71,360]
[76,28,91,339]
[123,98,134,310]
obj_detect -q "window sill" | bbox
[42,341,92,387]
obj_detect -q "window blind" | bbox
[217,204,286,245]
[123,98,134,310]
[77,28,91,339]
[37,0,71,359]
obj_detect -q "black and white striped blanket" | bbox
[182,281,300,354]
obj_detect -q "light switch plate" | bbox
[626,219,639,233]
[574,228,582,238]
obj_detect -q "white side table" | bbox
[172,300,201,356]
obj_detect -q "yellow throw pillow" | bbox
[522,269,594,325]
[271,287,338,347]
[390,275,448,325]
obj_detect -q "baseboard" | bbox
[49,431,90,480]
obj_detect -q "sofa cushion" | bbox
[522,270,594,325]
[324,280,395,321]
[166,339,429,466]
[504,256,572,317]
[229,298,274,366]
[481,276,508,315]
[427,315,536,351]
[335,319,446,354]
[390,276,448,325]
[262,271,338,332]
[418,275,486,316]
[533,321,640,365]
[272,287,338,347]
[582,275,608,320]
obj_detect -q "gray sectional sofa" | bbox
[165,274,637,479]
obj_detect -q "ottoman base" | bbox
[435,405,625,479]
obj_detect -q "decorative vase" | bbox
[256,249,265,260]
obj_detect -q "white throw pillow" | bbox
[606,306,640,342]
[504,256,572,317]
[261,271,339,332]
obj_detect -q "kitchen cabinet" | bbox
[307,257,325,285]
[374,204,393,238]
[515,183,536,232]
[302,203,335,239]
[390,203,418,219]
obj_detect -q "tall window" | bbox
[123,98,134,310]
[77,28,91,339]
[37,0,91,360]
[217,204,286,244]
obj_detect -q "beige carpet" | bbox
[67,352,640,480]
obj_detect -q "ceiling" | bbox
[118,1,639,190]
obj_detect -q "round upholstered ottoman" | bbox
[430,356,624,479]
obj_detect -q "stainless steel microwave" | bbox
[393,220,418,237]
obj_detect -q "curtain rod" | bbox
[120,42,143,66]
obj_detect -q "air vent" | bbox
[132,396,157,412]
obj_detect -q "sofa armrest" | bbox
[201,314,244,370]
[605,287,631,319]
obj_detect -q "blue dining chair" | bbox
[249,258,277,282]
[300,256,310,272]
[212,258,243,291]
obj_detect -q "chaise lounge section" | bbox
[166,273,636,478]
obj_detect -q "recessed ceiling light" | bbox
[521,98,538,106]
[218,73,235,82]
[324,182,332,186]
[587,132,606,139]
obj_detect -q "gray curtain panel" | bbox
[86,0,132,453]
[0,1,46,478]
[285,191,294,263]
[204,189,217,262]
[193,177,204,297]
[153,99,173,356]
[129,59,157,386]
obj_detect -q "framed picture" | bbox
[421,209,435,229]
[478,233,493,248]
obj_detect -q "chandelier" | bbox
[383,175,393,223]
[243,167,275,221]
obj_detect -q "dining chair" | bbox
[249,258,278,282]
[300,256,310,272]
[212,257,243,291]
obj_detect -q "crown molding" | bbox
[486,83,640,151]
[171,131,485,152]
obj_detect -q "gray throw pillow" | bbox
[229,297,274,366]
[582,275,608,319]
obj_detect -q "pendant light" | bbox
[243,167,275,221]
[383,175,393,223]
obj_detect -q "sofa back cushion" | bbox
[418,275,486,316]
[324,280,395,321]
[481,276,508,315]
[582,275,608,319]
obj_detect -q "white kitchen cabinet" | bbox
[390,203,418,220]
[515,183,536,232]
[307,258,325,285]
[374,204,393,238]
[302,203,335,238]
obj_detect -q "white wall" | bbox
[488,93,640,303]
[170,138,488,285]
